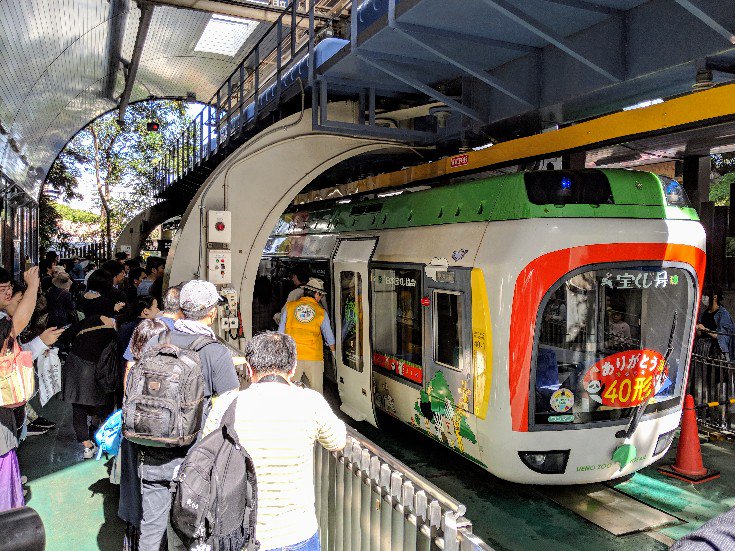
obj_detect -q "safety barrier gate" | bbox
[314,426,494,551]
[689,353,735,432]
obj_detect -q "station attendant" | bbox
[278,278,335,394]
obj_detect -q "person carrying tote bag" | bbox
[61,314,117,459]
[0,316,33,511]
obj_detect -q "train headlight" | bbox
[654,429,676,456]
[518,450,570,474]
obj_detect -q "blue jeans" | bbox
[264,532,320,551]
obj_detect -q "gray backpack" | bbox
[123,333,213,447]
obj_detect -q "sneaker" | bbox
[83,445,98,459]
[31,417,56,429]
[20,475,27,485]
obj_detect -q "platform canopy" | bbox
[0,0,331,198]
[2,0,735,201]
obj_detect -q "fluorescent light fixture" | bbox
[195,15,259,56]
[623,98,663,111]
[377,191,403,198]
[337,199,352,204]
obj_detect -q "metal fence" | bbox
[153,0,350,196]
[53,242,108,264]
[689,352,735,432]
[314,426,494,551]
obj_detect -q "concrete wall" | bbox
[115,200,181,257]
[166,103,411,345]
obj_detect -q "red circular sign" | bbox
[583,349,667,408]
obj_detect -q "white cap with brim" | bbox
[303,277,326,294]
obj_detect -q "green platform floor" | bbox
[16,396,735,551]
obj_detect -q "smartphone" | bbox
[61,324,72,330]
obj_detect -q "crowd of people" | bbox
[0,251,346,551]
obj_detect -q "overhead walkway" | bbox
[152,0,735,205]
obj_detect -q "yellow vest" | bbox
[284,296,326,361]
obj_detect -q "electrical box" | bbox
[207,210,232,244]
[207,250,231,284]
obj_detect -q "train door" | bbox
[423,267,474,413]
[332,238,378,427]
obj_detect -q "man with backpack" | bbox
[200,331,346,551]
[124,280,239,551]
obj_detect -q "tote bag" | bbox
[0,338,35,408]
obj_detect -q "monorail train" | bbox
[255,168,705,484]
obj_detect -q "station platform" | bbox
[14,391,735,551]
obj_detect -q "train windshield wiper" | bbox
[618,311,678,440]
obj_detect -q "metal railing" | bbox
[153,0,352,196]
[689,352,735,432]
[314,426,494,551]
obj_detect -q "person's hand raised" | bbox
[23,266,40,288]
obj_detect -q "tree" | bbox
[40,155,82,252]
[712,153,735,176]
[61,100,191,257]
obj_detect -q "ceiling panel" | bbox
[0,0,266,198]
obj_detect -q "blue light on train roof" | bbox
[561,176,572,190]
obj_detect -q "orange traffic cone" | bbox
[658,394,720,484]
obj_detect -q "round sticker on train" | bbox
[294,304,316,323]
[550,389,574,413]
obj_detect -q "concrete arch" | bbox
[115,199,183,257]
[166,103,412,342]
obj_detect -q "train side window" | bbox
[340,271,363,372]
[371,267,423,384]
[434,291,463,371]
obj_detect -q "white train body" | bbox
[259,169,705,484]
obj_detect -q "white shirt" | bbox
[204,381,346,549]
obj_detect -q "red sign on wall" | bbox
[583,349,667,408]
[450,154,469,168]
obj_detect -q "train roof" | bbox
[274,169,698,237]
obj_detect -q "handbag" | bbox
[0,336,35,408]
[76,324,118,394]
[37,347,62,407]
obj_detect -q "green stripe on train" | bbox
[279,169,699,236]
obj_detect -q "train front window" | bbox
[532,265,695,428]
[371,267,423,384]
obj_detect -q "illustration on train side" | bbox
[255,169,705,484]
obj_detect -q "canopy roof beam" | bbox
[393,23,535,107]
[673,0,735,44]
[118,2,155,123]
[356,53,485,122]
[477,0,622,83]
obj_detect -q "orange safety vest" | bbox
[284,296,327,361]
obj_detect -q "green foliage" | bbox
[40,157,81,252]
[712,153,735,176]
[54,99,191,255]
[52,202,97,224]
[710,172,733,206]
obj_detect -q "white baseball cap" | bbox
[179,280,225,312]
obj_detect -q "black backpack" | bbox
[123,332,212,447]
[170,397,259,551]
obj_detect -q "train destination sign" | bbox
[583,349,667,408]
[600,270,679,290]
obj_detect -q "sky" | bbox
[67,102,206,211]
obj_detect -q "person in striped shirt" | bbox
[204,331,346,551]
